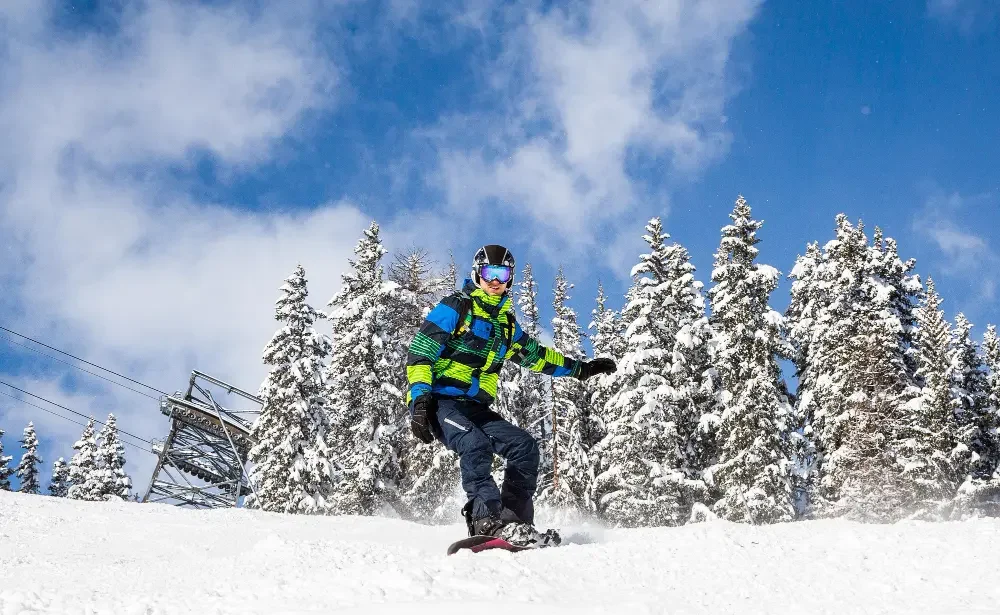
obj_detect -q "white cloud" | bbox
[927,0,998,32]
[0,1,370,487]
[430,0,761,260]
[913,190,999,301]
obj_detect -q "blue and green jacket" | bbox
[406,279,582,407]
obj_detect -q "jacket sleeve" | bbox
[505,318,582,378]
[405,293,464,405]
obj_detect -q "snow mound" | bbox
[2,491,999,614]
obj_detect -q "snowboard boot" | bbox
[470,506,562,549]
[461,501,476,537]
[469,503,519,537]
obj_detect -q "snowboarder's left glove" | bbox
[576,357,617,380]
[410,395,436,444]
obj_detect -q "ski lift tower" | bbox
[142,370,262,509]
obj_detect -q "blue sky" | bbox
[1,0,998,490]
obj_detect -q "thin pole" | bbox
[552,402,559,491]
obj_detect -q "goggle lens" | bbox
[479,264,513,284]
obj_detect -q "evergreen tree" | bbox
[391,249,465,519]
[49,457,70,497]
[443,250,459,296]
[951,314,996,478]
[386,248,438,418]
[0,428,13,491]
[586,284,625,421]
[537,267,589,510]
[662,240,719,484]
[502,263,547,437]
[833,386,910,522]
[786,239,839,512]
[593,218,702,527]
[958,325,1000,514]
[398,446,463,523]
[985,326,1000,408]
[583,282,626,509]
[984,324,1000,474]
[952,318,1000,516]
[388,248,445,309]
[95,413,132,501]
[246,264,338,514]
[789,218,869,512]
[831,226,922,520]
[15,422,42,494]
[868,228,922,385]
[325,221,406,515]
[786,217,920,519]
[707,196,795,524]
[67,418,101,501]
[898,278,962,518]
[588,282,626,364]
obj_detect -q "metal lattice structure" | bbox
[142,371,262,509]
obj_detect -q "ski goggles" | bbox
[478,264,513,284]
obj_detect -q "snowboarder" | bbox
[406,244,616,547]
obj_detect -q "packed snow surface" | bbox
[2,491,999,614]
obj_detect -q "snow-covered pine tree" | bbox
[0,428,13,491]
[392,249,464,521]
[15,422,42,494]
[869,229,922,386]
[442,250,458,297]
[581,282,626,510]
[832,380,910,522]
[661,239,719,487]
[831,225,922,521]
[67,418,101,501]
[49,457,70,497]
[592,218,703,527]
[388,248,443,309]
[785,241,824,511]
[785,217,920,520]
[787,218,870,514]
[325,221,406,516]
[951,315,995,477]
[831,226,920,521]
[246,264,338,514]
[537,267,589,510]
[386,248,437,418]
[95,413,131,501]
[951,317,1000,516]
[985,326,1000,408]
[898,278,963,518]
[501,263,547,437]
[983,325,1000,480]
[707,196,795,524]
[587,281,626,414]
[398,445,463,523]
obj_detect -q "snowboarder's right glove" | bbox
[576,357,617,380]
[410,395,436,444]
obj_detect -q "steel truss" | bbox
[143,371,262,509]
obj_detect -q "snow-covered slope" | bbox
[1,491,998,615]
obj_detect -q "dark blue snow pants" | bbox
[432,396,540,523]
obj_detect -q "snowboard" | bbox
[446,534,532,555]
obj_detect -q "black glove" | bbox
[410,395,437,444]
[576,357,617,380]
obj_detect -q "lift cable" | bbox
[0,380,155,449]
[0,389,155,456]
[0,325,168,397]
[0,333,160,401]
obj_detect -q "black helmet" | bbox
[472,244,515,285]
